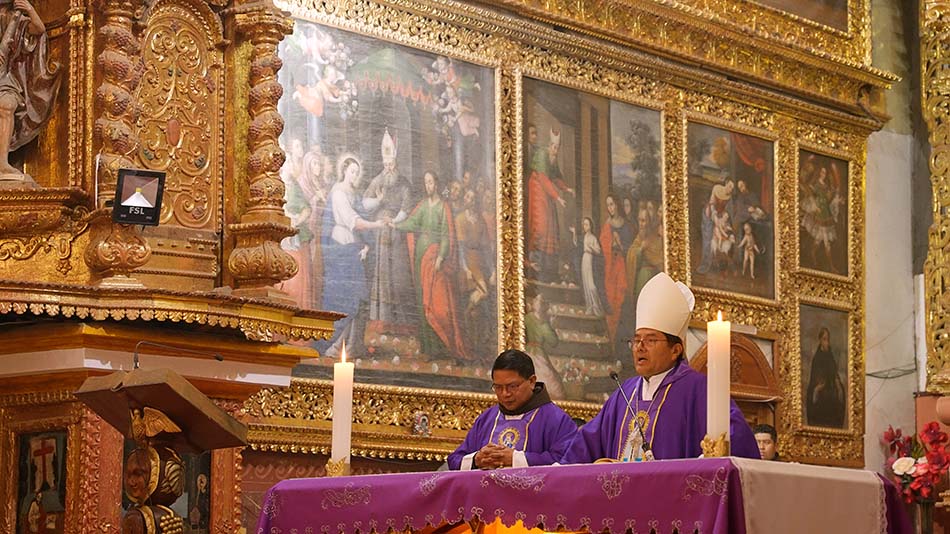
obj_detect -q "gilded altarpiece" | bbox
[0,0,894,529]
[0,0,334,531]
[137,0,222,230]
[132,0,225,289]
[238,0,890,495]
[922,2,950,397]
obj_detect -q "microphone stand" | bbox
[610,371,655,461]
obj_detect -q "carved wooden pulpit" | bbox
[75,368,247,534]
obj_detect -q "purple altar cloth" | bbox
[255,458,911,534]
[257,458,742,534]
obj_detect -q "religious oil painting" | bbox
[800,304,849,430]
[798,150,849,276]
[687,121,775,301]
[182,451,212,533]
[752,0,848,31]
[16,430,67,534]
[276,20,498,392]
[523,76,663,402]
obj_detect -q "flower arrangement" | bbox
[882,422,950,504]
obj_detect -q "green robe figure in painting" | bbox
[396,171,473,361]
[524,291,566,399]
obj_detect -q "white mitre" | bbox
[635,272,696,340]
[381,128,396,163]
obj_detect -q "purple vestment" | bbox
[447,401,577,469]
[561,359,760,463]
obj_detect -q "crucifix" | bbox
[29,436,56,492]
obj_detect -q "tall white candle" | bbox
[331,341,354,466]
[706,311,731,443]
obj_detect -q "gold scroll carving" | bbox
[133,0,225,291]
[245,379,601,461]
[923,1,950,391]
[136,0,224,231]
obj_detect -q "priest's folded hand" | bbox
[486,444,514,468]
[475,444,513,469]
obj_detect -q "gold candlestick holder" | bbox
[701,432,730,457]
[325,456,351,477]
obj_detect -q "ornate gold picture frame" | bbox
[520,73,665,402]
[750,0,849,32]
[799,302,851,431]
[0,404,81,534]
[275,12,504,392]
[685,116,778,303]
[796,145,853,280]
[248,0,872,467]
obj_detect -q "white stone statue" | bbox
[0,0,61,186]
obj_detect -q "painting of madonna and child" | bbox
[687,122,775,301]
[276,21,498,393]
[522,77,663,401]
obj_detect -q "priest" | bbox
[560,272,760,463]
[447,350,578,469]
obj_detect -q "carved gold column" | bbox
[922,1,950,388]
[85,0,151,287]
[226,5,297,300]
[923,0,950,510]
[94,0,141,206]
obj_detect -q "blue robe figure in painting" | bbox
[318,155,389,357]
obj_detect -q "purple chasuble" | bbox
[561,360,760,463]
[488,408,540,449]
[447,401,577,469]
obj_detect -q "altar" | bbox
[255,458,911,534]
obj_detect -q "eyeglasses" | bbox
[491,381,526,394]
[627,336,667,349]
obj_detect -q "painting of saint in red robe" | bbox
[523,77,662,400]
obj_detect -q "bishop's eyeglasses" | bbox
[626,336,667,350]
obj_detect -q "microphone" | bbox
[132,340,224,369]
[609,371,653,458]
